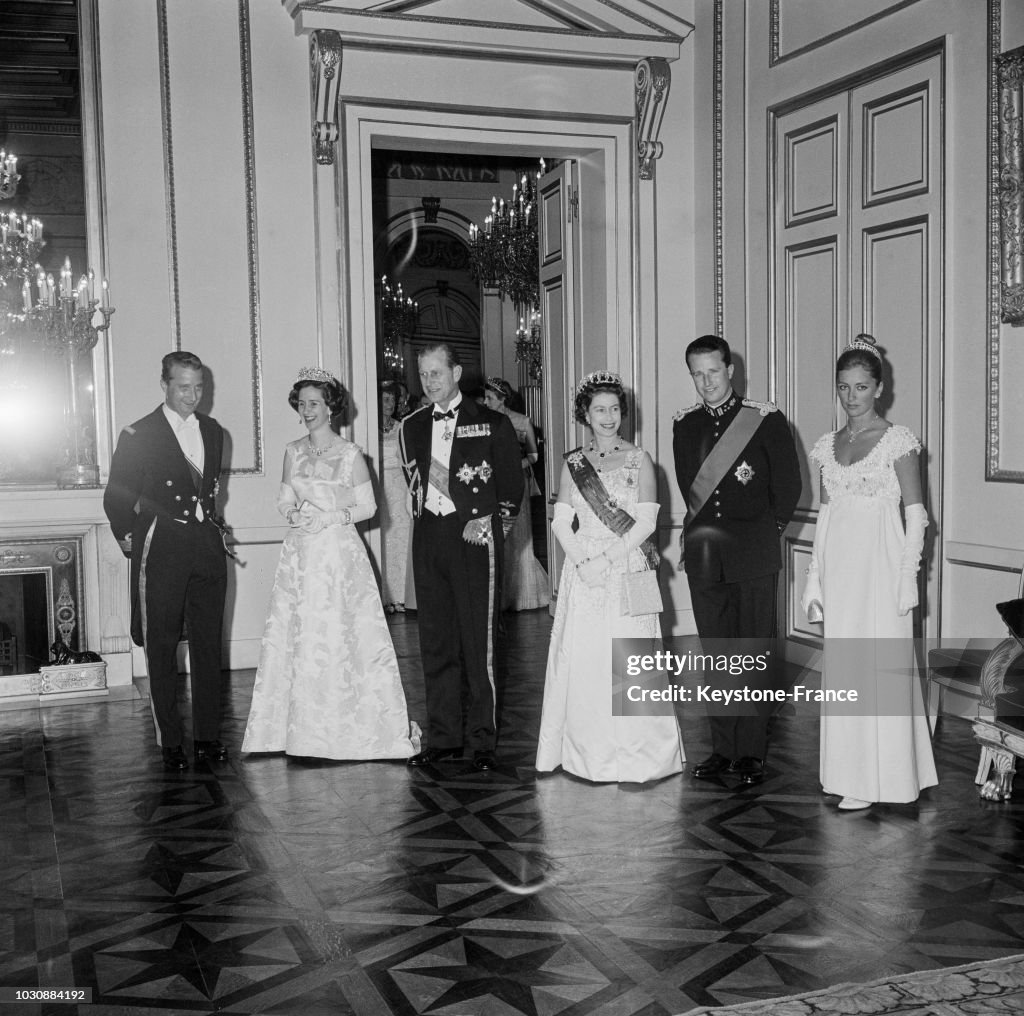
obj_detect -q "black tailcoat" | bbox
[104,406,227,748]
[399,398,524,751]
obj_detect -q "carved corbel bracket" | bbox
[311,30,342,166]
[635,57,671,181]
[998,44,1024,325]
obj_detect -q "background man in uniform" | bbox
[400,342,523,772]
[673,334,801,785]
[104,351,229,771]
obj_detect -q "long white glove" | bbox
[551,501,586,564]
[604,503,659,562]
[801,503,830,618]
[300,482,377,531]
[277,483,299,523]
[898,503,928,616]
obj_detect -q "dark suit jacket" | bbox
[673,393,801,583]
[399,398,524,526]
[104,405,224,543]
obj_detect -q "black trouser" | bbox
[137,518,227,748]
[688,572,778,761]
[413,511,502,751]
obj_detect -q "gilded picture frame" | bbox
[998,44,1024,326]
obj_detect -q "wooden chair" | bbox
[971,573,1024,801]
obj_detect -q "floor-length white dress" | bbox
[536,449,684,782]
[811,425,937,802]
[242,438,420,760]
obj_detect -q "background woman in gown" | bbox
[536,370,684,783]
[379,380,410,613]
[483,377,550,612]
[802,335,937,810]
[242,368,420,760]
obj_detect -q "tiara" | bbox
[574,369,622,396]
[842,335,882,360]
[295,366,337,385]
[485,377,512,395]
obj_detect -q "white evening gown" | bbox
[242,438,420,760]
[536,449,685,782]
[379,423,410,608]
[500,408,550,612]
[811,426,937,802]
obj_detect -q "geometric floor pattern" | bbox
[2,609,1024,1015]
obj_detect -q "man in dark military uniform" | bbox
[400,342,524,772]
[104,351,229,771]
[673,335,801,785]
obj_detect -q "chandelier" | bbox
[467,160,544,310]
[1,150,115,489]
[379,274,417,381]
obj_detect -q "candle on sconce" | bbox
[88,268,95,303]
[46,273,56,306]
[102,279,109,310]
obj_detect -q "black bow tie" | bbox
[432,409,455,421]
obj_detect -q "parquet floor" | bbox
[2,610,1023,1015]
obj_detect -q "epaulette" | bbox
[672,404,702,421]
[403,404,430,420]
[122,424,136,436]
[742,398,778,417]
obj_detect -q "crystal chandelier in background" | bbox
[467,160,545,383]
[0,148,115,489]
[378,274,418,382]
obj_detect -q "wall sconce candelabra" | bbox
[1,155,115,489]
[515,308,543,382]
[0,150,20,200]
[379,274,418,381]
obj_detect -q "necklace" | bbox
[846,414,878,443]
[588,440,621,460]
[309,436,335,456]
[382,418,395,434]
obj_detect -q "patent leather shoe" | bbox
[473,750,496,772]
[735,756,766,785]
[162,745,188,771]
[407,746,462,767]
[691,753,733,779]
[194,739,229,762]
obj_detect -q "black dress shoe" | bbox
[735,756,766,785]
[407,746,463,767]
[473,750,496,772]
[692,753,733,779]
[194,739,229,762]
[162,746,188,771]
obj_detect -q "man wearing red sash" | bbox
[673,335,801,785]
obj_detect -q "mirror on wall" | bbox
[0,0,99,488]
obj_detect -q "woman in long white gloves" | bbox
[802,335,937,810]
[536,371,684,782]
[242,368,420,760]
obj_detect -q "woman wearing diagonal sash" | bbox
[536,371,685,782]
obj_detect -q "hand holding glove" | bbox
[801,504,830,620]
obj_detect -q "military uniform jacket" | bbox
[672,391,801,583]
[104,405,224,544]
[399,397,524,525]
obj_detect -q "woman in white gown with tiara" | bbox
[802,335,936,809]
[242,368,420,760]
[536,371,684,783]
